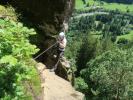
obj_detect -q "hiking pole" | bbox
[34,42,58,60]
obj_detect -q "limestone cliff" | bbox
[9,0,73,61]
[10,0,75,34]
[37,63,84,100]
[0,1,84,100]
[4,0,75,79]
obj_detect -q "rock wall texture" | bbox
[0,0,75,79]
[6,0,75,79]
[8,1,74,54]
[37,63,84,100]
[10,0,75,35]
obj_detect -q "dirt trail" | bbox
[36,63,84,100]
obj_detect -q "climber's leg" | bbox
[50,50,64,72]
[54,50,64,70]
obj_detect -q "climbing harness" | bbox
[34,42,58,60]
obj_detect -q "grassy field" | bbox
[90,30,133,43]
[75,0,84,9]
[75,0,133,12]
[103,2,133,12]
[116,31,133,42]
[75,0,133,42]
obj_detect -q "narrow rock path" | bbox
[36,63,84,100]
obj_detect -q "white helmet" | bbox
[59,32,65,37]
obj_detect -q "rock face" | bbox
[10,0,75,34]
[36,63,84,100]
[7,0,75,79]
[10,0,74,58]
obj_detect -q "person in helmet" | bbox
[58,32,67,53]
[50,31,67,72]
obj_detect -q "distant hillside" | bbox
[100,0,133,4]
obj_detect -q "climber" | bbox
[50,31,67,72]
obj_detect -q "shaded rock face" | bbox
[10,0,75,35]
[7,0,75,79]
[9,0,74,55]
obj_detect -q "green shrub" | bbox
[80,48,133,99]
[0,18,39,99]
[117,38,128,44]
[75,77,88,93]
